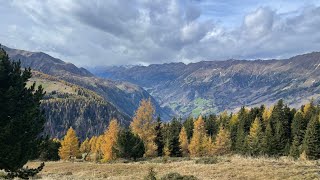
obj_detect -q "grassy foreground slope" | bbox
[27,156,320,180]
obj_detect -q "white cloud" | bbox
[0,0,320,66]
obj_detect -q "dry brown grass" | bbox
[26,155,320,180]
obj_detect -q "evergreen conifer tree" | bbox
[167,118,182,157]
[0,48,45,172]
[113,129,145,160]
[183,116,194,141]
[154,116,164,156]
[289,112,305,158]
[302,116,320,160]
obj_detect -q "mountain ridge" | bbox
[93,51,320,117]
[2,45,172,120]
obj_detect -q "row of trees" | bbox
[57,98,320,161]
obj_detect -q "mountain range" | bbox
[4,44,320,138]
[2,45,171,139]
[92,52,320,117]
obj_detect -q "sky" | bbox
[1,0,320,66]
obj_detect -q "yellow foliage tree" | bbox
[130,99,157,157]
[164,141,170,157]
[246,117,263,156]
[80,138,90,154]
[89,136,97,153]
[179,127,189,156]
[94,135,104,161]
[303,100,315,117]
[229,114,238,126]
[204,136,215,156]
[59,127,79,160]
[213,126,231,155]
[188,115,211,157]
[262,106,273,122]
[101,119,119,161]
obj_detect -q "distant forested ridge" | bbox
[29,71,130,140]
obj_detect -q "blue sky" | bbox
[1,0,320,66]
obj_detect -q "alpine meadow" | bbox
[2,1,320,179]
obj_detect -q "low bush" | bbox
[195,157,219,164]
[160,172,198,180]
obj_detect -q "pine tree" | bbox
[205,114,218,137]
[59,127,79,160]
[235,107,248,153]
[289,112,305,158]
[179,127,189,157]
[154,116,164,156]
[38,137,61,161]
[268,100,291,156]
[101,119,119,161]
[189,115,210,157]
[218,111,230,129]
[183,116,194,141]
[131,99,157,157]
[302,116,320,160]
[246,118,263,156]
[0,48,45,172]
[113,129,145,160]
[213,126,231,155]
[262,122,273,155]
[168,118,182,157]
[290,135,301,159]
[229,114,239,151]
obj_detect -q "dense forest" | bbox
[29,71,130,140]
[54,98,320,162]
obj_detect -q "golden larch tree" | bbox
[59,127,79,160]
[101,119,119,161]
[130,98,157,157]
[188,115,211,157]
[213,126,231,155]
[246,117,263,156]
[80,138,90,154]
[179,127,189,156]
[94,135,104,161]
[262,106,273,122]
[89,136,97,153]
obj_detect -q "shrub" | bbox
[195,157,218,164]
[144,167,157,180]
[160,172,198,180]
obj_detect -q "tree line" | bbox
[56,98,320,161]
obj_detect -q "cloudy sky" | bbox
[1,0,320,66]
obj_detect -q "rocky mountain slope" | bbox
[3,45,172,120]
[93,52,320,117]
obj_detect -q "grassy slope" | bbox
[27,156,320,180]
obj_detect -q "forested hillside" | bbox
[29,71,130,140]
